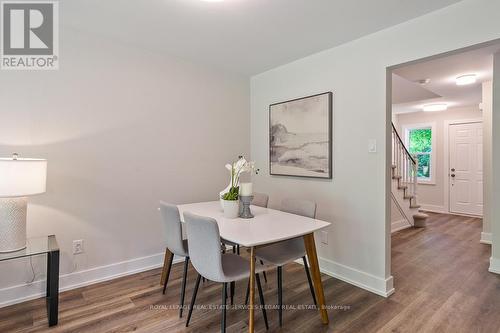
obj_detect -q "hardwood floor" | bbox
[1,213,500,332]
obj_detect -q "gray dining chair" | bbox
[184,212,270,332]
[252,192,269,209]
[255,198,317,327]
[159,201,190,318]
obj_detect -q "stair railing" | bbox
[391,123,418,204]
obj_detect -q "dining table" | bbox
[159,201,331,332]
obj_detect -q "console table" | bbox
[0,235,59,326]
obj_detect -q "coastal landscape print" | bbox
[270,92,332,178]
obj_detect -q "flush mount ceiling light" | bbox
[456,74,477,86]
[422,103,448,112]
[415,78,431,85]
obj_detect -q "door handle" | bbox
[451,174,456,178]
[451,168,456,172]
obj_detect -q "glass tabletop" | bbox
[0,235,58,262]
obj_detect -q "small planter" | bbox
[222,199,239,219]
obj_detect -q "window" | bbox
[403,123,436,184]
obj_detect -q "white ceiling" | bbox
[392,44,500,114]
[62,0,463,75]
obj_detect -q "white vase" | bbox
[222,199,240,219]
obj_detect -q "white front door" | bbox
[449,122,483,216]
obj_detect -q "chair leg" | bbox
[221,282,227,333]
[260,260,267,283]
[232,246,236,254]
[237,245,240,255]
[277,266,283,327]
[162,252,174,295]
[256,273,269,330]
[186,274,201,327]
[179,256,189,318]
[230,281,235,306]
[302,256,317,306]
[245,279,250,305]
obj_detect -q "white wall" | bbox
[251,0,500,296]
[395,106,482,213]
[0,28,249,305]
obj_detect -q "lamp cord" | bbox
[26,256,36,284]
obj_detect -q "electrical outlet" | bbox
[368,139,377,153]
[73,240,84,255]
[320,231,328,245]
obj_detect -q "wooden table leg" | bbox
[160,248,173,286]
[303,233,329,325]
[248,246,255,333]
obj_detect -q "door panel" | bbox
[449,122,483,216]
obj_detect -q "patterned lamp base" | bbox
[0,197,27,253]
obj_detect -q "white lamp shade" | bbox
[0,158,47,197]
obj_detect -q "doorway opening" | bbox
[386,39,500,292]
[388,42,499,235]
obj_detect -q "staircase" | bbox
[391,123,428,230]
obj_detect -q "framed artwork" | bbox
[269,92,333,179]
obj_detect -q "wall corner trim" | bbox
[297,257,395,298]
[489,257,500,275]
[480,232,492,245]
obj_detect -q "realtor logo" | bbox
[1,1,58,70]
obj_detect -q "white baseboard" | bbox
[0,252,183,308]
[489,257,500,274]
[391,219,411,233]
[419,204,447,214]
[420,204,483,219]
[295,257,394,298]
[3,250,394,308]
[480,232,492,245]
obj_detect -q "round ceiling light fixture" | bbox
[415,78,431,85]
[422,103,448,112]
[455,74,477,86]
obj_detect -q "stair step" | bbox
[398,185,408,190]
[413,212,429,228]
[391,164,397,169]
[410,204,421,209]
[404,195,414,200]
[393,175,401,180]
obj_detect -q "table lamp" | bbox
[0,153,47,252]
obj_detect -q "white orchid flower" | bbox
[234,157,247,172]
[224,156,259,191]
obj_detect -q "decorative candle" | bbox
[240,182,253,196]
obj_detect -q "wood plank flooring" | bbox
[1,213,500,332]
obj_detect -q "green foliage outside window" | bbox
[408,128,432,179]
[408,129,432,153]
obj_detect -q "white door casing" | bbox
[449,122,483,216]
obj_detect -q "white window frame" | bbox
[403,122,436,185]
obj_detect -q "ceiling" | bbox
[62,0,463,75]
[392,44,500,114]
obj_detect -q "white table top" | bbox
[177,201,330,247]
